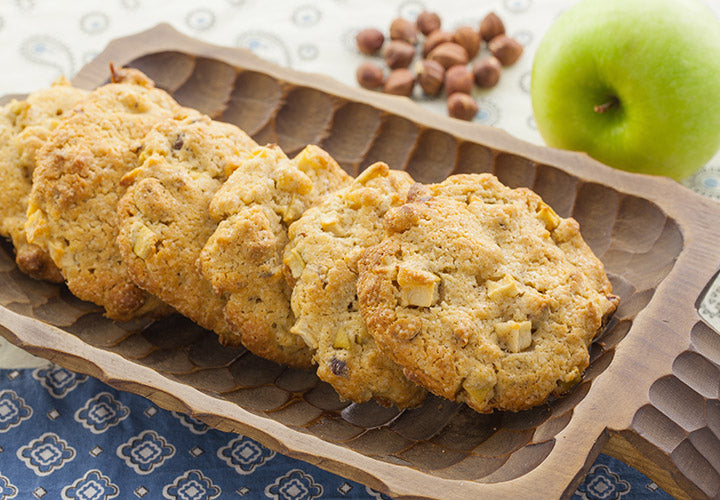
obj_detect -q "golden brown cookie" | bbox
[200,144,352,367]
[0,78,88,281]
[116,114,258,336]
[25,67,187,321]
[284,163,426,407]
[357,173,619,413]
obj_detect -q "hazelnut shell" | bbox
[356,28,385,55]
[427,42,469,69]
[472,57,502,88]
[453,26,481,60]
[415,59,445,96]
[383,68,415,96]
[390,18,417,45]
[447,92,478,121]
[416,11,441,36]
[444,64,474,95]
[489,35,523,66]
[479,12,505,42]
[356,61,385,90]
[384,40,416,69]
[422,30,453,57]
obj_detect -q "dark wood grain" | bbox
[1,23,719,499]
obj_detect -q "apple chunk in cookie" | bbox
[199,144,351,368]
[116,114,258,338]
[0,77,88,282]
[357,174,619,413]
[284,163,426,408]
[25,67,187,320]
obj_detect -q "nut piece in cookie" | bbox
[358,173,619,413]
[284,162,426,408]
[200,144,351,367]
[25,67,186,320]
[0,77,88,282]
[117,114,258,337]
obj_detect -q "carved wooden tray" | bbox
[1,24,720,499]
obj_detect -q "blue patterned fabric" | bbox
[0,367,673,500]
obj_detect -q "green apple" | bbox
[531,0,720,180]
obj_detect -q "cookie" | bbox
[0,77,88,281]
[357,173,619,413]
[200,144,351,367]
[116,114,258,336]
[25,67,187,321]
[284,163,426,407]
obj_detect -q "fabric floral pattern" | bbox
[171,412,209,435]
[61,469,119,500]
[0,474,17,500]
[116,430,175,475]
[265,469,323,500]
[33,365,87,398]
[0,390,32,432]
[0,368,671,499]
[17,432,75,476]
[576,464,631,500]
[74,392,129,434]
[364,486,386,500]
[217,435,275,475]
[162,470,220,500]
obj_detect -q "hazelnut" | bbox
[416,11,441,36]
[453,26,480,59]
[473,57,502,88]
[415,59,445,96]
[383,68,415,96]
[356,61,384,89]
[384,40,415,69]
[479,12,505,42]
[427,42,469,69]
[447,92,478,121]
[489,34,523,66]
[444,64,473,95]
[422,30,453,57]
[390,18,417,45]
[356,28,385,55]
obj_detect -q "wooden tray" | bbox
[1,24,720,499]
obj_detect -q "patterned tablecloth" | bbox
[0,1,718,499]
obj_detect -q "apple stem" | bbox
[594,96,620,113]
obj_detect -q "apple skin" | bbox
[531,0,720,180]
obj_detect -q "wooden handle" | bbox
[602,259,720,499]
[635,284,720,498]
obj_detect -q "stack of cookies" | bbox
[0,67,619,414]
